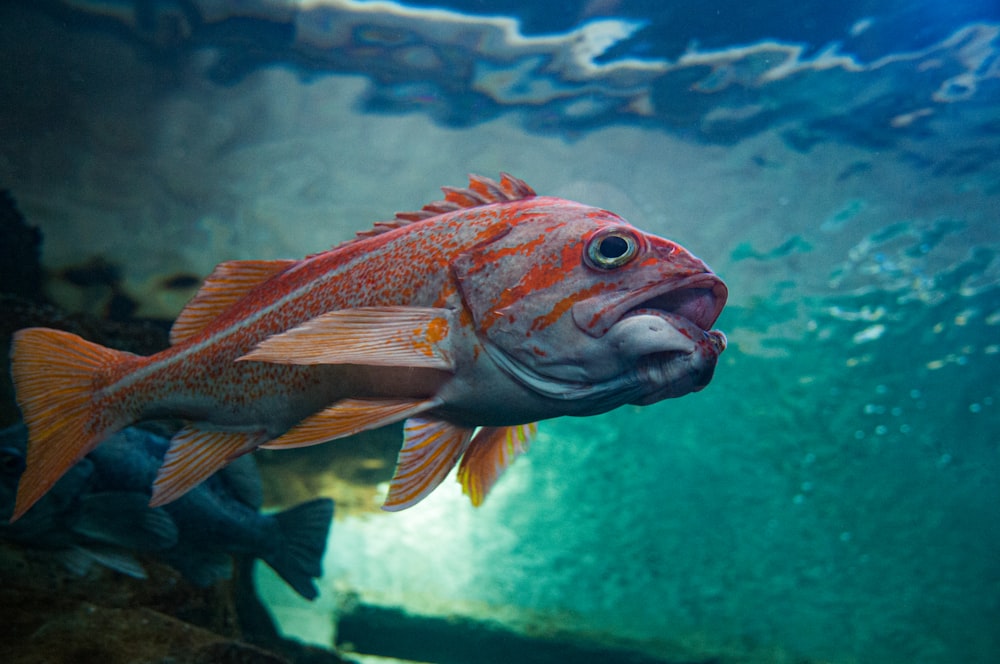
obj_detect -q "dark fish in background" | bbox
[0,423,334,599]
[0,423,175,578]
[93,426,335,599]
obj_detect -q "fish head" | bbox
[452,197,727,413]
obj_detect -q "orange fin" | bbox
[382,418,474,511]
[352,173,536,241]
[150,426,266,507]
[457,423,537,507]
[10,328,137,522]
[170,259,297,344]
[262,398,442,450]
[238,307,454,370]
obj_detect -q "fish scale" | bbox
[9,173,727,520]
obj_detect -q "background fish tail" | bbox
[9,327,138,521]
[262,497,334,600]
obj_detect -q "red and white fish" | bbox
[9,174,727,520]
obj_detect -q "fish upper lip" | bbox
[573,273,729,338]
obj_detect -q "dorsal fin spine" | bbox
[442,186,488,207]
[468,174,502,199]
[352,173,536,243]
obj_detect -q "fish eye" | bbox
[586,229,639,269]
[0,448,25,476]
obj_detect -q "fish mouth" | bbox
[576,272,728,402]
[624,274,727,332]
[573,272,729,338]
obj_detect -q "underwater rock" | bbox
[0,189,43,302]
[336,602,708,664]
[0,538,248,663]
[0,532,353,664]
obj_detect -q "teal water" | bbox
[2,1,999,663]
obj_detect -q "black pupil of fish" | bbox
[0,451,24,475]
[599,235,630,259]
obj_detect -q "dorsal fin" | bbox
[170,259,297,345]
[353,173,536,241]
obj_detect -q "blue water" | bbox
[1,1,998,663]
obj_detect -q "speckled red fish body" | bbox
[9,174,728,520]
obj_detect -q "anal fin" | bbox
[150,426,266,507]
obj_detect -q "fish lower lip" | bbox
[630,325,725,403]
[608,310,698,356]
[624,309,727,355]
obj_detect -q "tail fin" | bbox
[10,327,137,521]
[263,497,334,600]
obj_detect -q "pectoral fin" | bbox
[382,418,475,511]
[458,423,536,507]
[262,398,442,450]
[238,306,455,370]
[150,426,267,507]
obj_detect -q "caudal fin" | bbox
[10,327,137,521]
[263,497,334,600]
